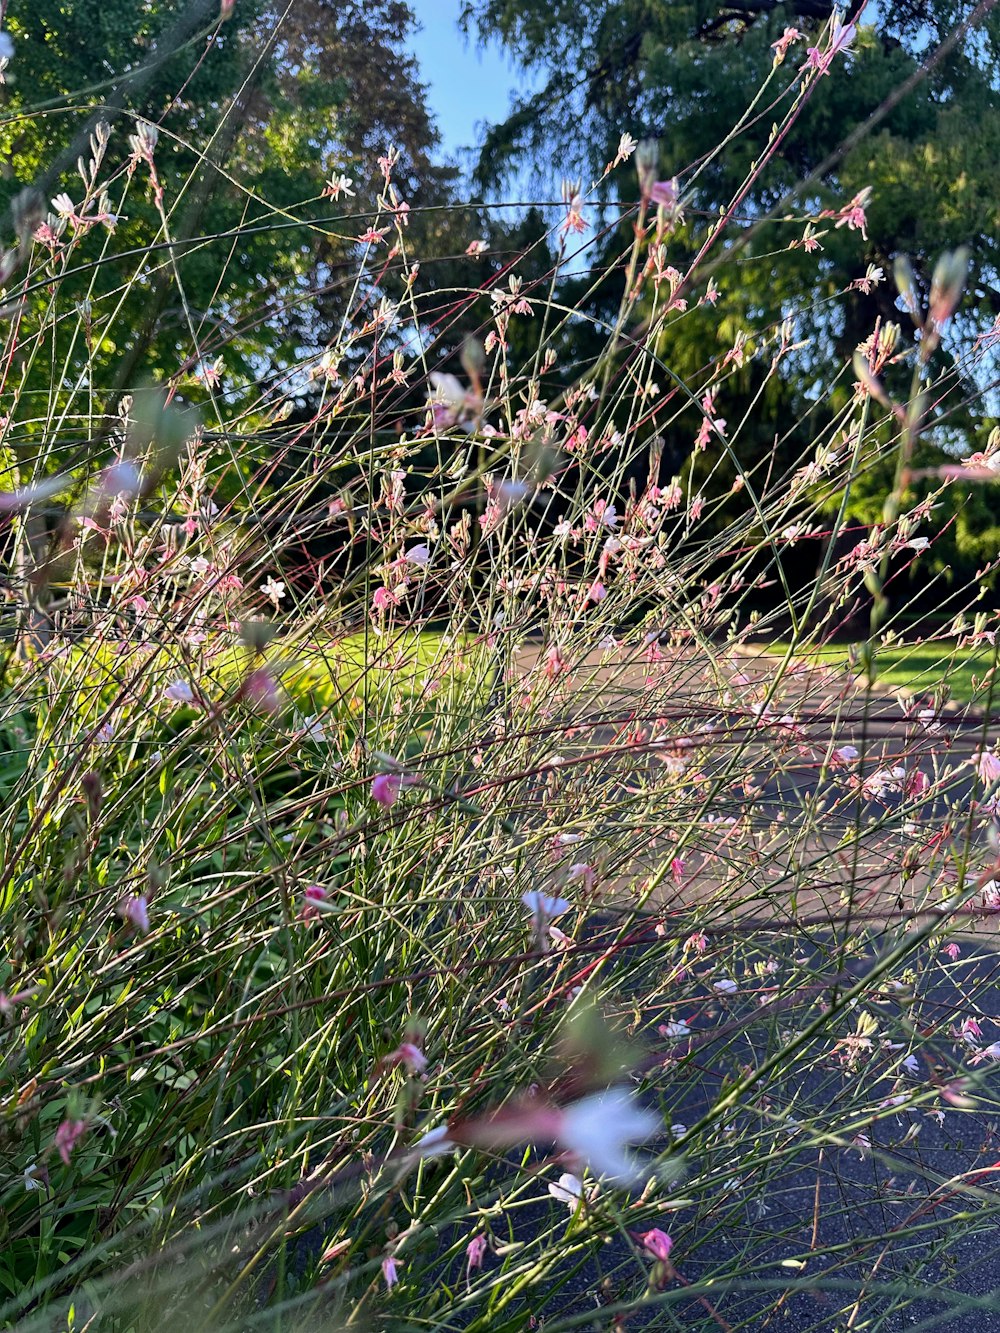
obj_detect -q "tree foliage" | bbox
[460,0,1000,600]
[0,0,456,389]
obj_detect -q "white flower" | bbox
[260,577,286,604]
[164,680,194,705]
[917,708,941,734]
[404,543,430,566]
[301,714,325,741]
[23,1163,44,1193]
[660,1020,691,1039]
[906,537,930,552]
[834,744,859,762]
[548,1171,593,1209]
[713,978,738,995]
[557,1086,659,1184]
[324,173,355,199]
[616,132,638,162]
[522,890,570,920]
[51,193,76,220]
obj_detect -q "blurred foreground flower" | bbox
[522,889,570,927]
[55,1119,86,1166]
[371,773,400,807]
[118,894,150,934]
[415,1083,659,1185]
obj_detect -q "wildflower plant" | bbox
[3,8,1000,1332]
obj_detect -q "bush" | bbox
[3,13,1000,1333]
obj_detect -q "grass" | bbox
[754,637,1000,708]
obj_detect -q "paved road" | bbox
[282,646,1000,1330]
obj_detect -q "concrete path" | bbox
[445,642,1000,1330]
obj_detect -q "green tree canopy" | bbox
[459,0,1000,600]
[0,0,457,393]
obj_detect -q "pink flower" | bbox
[805,17,856,75]
[244,666,281,713]
[118,894,150,934]
[649,178,678,210]
[907,769,930,797]
[561,182,588,236]
[55,1119,86,1165]
[382,1255,399,1289]
[567,862,595,890]
[543,645,568,680]
[771,26,803,62]
[976,751,1000,783]
[384,1040,427,1076]
[300,884,328,922]
[585,499,619,531]
[834,190,870,240]
[371,585,400,615]
[640,1227,673,1262]
[371,773,402,807]
[466,1234,488,1271]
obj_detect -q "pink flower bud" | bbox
[640,1227,673,1262]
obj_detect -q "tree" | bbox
[0,0,456,393]
[458,0,1000,603]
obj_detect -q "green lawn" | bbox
[758,639,1000,708]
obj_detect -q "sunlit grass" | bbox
[757,637,1000,707]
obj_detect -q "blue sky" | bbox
[408,2,529,165]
